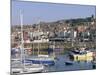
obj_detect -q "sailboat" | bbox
[11,11,44,74]
[25,20,55,66]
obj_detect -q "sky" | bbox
[11,0,96,25]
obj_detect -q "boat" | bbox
[25,55,55,66]
[11,61,44,74]
[25,21,55,66]
[11,11,44,74]
[69,48,93,61]
[21,64,44,74]
[65,61,73,65]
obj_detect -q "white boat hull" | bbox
[11,64,44,74]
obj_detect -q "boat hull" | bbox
[25,59,55,66]
[65,61,73,65]
[69,51,93,61]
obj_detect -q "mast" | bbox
[32,40,34,55]
[20,10,25,70]
[38,20,40,55]
[71,24,74,47]
[83,23,85,47]
[53,40,55,57]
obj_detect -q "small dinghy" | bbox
[65,61,73,65]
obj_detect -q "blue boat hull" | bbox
[65,61,73,65]
[24,59,55,65]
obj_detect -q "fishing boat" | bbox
[69,48,93,61]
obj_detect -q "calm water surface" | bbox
[44,55,93,72]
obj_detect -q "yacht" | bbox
[11,11,44,74]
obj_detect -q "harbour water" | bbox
[43,55,94,72]
[11,52,95,75]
